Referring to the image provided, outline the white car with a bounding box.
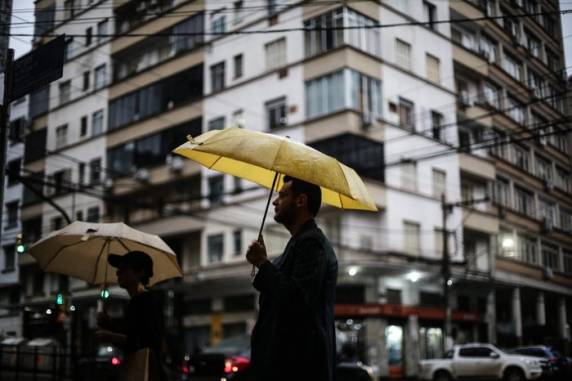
[418,343,543,381]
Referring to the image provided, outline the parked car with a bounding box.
[418,343,543,381]
[78,344,124,381]
[182,335,251,381]
[510,346,571,378]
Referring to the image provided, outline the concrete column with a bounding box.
[558,297,569,340]
[365,318,386,379]
[512,288,523,344]
[405,315,420,377]
[537,292,546,326]
[487,289,497,344]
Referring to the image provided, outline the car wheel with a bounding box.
[504,367,525,381]
[433,370,452,381]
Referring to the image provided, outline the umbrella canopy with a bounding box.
[29,221,182,287]
[173,128,378,211]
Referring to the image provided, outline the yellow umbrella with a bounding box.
[173,128,378,274]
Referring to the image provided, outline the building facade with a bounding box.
[11,0,572,378]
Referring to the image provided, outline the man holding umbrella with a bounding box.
[246,176,338,381]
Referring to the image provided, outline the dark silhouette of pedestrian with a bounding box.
[246,176,338,381]
[95,250,167,381]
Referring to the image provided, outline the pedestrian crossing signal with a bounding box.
[56,293,64,305]
[100,289,110,299]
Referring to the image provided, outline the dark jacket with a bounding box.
[251,219,338,381]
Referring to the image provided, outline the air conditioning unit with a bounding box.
[541,218,553,234]
[542,266,554,280]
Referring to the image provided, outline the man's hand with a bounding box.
[246,235,268,268]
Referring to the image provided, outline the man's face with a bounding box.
[273,181,301,225]
[116,264,140,289]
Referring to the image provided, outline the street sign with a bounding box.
[11,35,65,100]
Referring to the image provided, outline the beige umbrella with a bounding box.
[29,221,182,287]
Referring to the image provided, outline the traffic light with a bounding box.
[16,234,27,254]
[56,293,65,305]
[100,289,110,299]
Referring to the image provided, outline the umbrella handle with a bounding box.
[252,172,279,277]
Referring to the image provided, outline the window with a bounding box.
[59,81,71,104]
[432,169,446,198]
[3,245,15,271]
[64,0,75,19]
[211,16,226,35]
[265,38,287,70]
[267,0,278,16]
[52,169,71,195]
[55,125,68,149]
[233,54,243,79]
[479,35,498,63]
[87,206,100,222]
[506,95,526,125]
[97,19,109,43]
[398,98,415,131]
[210,62,225,93]
[426,54,440,83]
[525,31,541,58]
[386,289,402,305]
[89,158,102,185]
[528,69,545,99]
[76,210,84,221]
[493,177,510,206]
[233,229,242,256]
[5,201,18,229]
[94,64,107,89]
[431,111,443,141]
[512,145,530,171]
[423,1,437,29]
[502,54,523,81]
[266,97,287,129]
[452,26,478,51]
[92,110,104,136]
[208,175,224,204]
[501,9,520,40]
[208,233,224,263]
[499,230,516,258]
[514,186,534,217]
[563,250,572,275]
[535,155,552,182]
[401,162,417,192]
[520,235,538,264]
[208,117,225,131]
[51,216,64,232]
[395,39,411,70]
[404,221,421,255]
[555,167,570,192]
[482,82,501,109]
[538,199,556,226]
[560,209,572,233]
[232,110,244,129]
[304,8,344,56]
[305,69,381,120]
[78,163,85,186]
[83,71,90,91]
[233,1,244,24]
[77,117,87,139]
[6,159,21,186]
[8,117,26,143]
[64,37,74,61]
[541,242,559,270]
[490,129,509,159]
[109,65,203,130]
[85,27,92,46]
[459,347,495,358]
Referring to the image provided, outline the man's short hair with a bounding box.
[283,175,322,216]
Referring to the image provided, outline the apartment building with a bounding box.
[11,0,571,378]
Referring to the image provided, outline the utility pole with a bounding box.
[441,194,490,352]
[0,48,14,234]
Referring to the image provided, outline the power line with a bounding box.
[4,8,572,37]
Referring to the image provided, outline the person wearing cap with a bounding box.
[94,250,167,381]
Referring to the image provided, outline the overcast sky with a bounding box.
[7,0,572,73]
